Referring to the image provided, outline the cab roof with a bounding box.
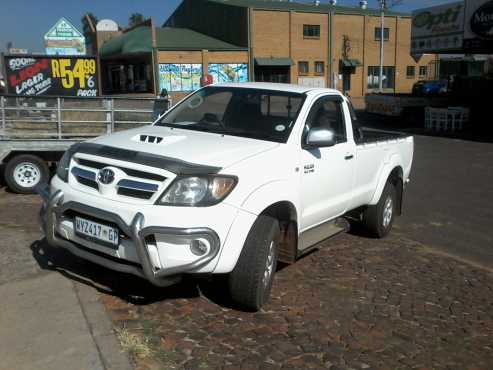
[211,82,342,95]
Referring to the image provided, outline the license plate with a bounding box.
[75,216,119,247]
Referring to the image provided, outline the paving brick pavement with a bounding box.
[99,232,493,370]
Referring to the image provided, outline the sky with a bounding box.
[0,0,460,53]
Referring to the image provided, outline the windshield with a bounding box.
[155,86,306,143]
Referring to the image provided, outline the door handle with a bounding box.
[344,154,354,160]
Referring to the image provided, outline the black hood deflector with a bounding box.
[72,143,222,175]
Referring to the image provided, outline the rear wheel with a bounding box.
[228,215,280,311]
[4,155,49,194]
[362,181,396,238]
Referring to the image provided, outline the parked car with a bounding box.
[412,79,449,96]
[38,83,414,311]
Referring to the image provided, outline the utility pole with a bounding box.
[379,0,386,92]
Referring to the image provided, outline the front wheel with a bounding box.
[4,155,50,194]
[228,215,280,311]
[362,181,397,238]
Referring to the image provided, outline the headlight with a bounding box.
[56,146,77,182]
[157,176,237,206]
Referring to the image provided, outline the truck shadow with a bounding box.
[30,238,203,305]
[29,238,251,309]
[29,238,294,310]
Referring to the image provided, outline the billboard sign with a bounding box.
[44,17,86,56]
[4,55,99,97]
[411,2,464,54]
[464,0,493,52]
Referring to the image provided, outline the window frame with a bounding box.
[298,61,310,76]
[303,24,321,39]
[406,66,416,79]
[419,66,427,77]
[367,66,395,90]
[314,61,325,75]
[301,95,348,147]
[374,27,390,41]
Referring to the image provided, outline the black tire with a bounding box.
[362,181,397,238]
[4,155,50,194]
[228,215,280,311]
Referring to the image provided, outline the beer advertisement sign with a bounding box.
[4,55,99,97]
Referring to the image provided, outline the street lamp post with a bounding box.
[379,0,386,92]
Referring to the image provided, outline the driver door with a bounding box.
[299,95,356,231]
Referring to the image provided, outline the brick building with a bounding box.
[100,0,436,99]
[165,0,436,97]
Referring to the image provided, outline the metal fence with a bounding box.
[0,95,169,140]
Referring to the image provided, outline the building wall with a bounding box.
[251,10,291,59]
[289,12,329,84]
[331,14,365,97]
[159,3,437,98]
[249,9,436,96]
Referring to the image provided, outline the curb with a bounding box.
[74,282,134,370]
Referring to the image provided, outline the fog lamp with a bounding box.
[190,239,209,256]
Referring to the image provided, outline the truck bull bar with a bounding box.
[37,184,220,287]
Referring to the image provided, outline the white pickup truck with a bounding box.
[39,83,414,311]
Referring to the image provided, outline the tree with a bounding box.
[81,12,98,39]
[129,13,145,28]
[6,41,13,52]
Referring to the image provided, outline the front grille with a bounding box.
[71,156,166,201]
[71,167,99,191]
[75,158,166,182]
[78,177,99,190]
[117,187,154,200]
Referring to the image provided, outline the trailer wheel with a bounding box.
[4,155,50,194]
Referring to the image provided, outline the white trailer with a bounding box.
[0,95,162,193]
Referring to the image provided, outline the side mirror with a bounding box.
[304,128,336,148]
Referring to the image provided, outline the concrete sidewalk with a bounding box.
[0,190,133,370]
[0,272,133,370]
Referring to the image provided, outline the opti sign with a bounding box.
[4,55,99,97]
[411,2,464,54]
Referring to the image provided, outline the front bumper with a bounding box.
[37,184,220,287]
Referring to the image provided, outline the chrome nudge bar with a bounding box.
[36,184,220,287]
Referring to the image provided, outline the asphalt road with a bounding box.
[395,135,493,268]
[358,112,493,268]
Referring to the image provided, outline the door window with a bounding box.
[304,96,347,144]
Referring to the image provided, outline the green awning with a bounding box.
[341,59,362,67]
[100,26,152,58]
[255,57,294,67]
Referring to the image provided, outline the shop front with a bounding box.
[99,25,248,99]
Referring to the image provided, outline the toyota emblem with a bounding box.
[98,168,115,185]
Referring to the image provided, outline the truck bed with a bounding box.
[356,128,409,145]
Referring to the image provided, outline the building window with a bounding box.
[419,66,427,77]
[406,66,415,78]
[303,25,320,39]
[315,61,325,75]
[159,64,202,92]
[367,66,395,89]
[208,64,248,83]
[374,27,390,41]
[298,61,309,75]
